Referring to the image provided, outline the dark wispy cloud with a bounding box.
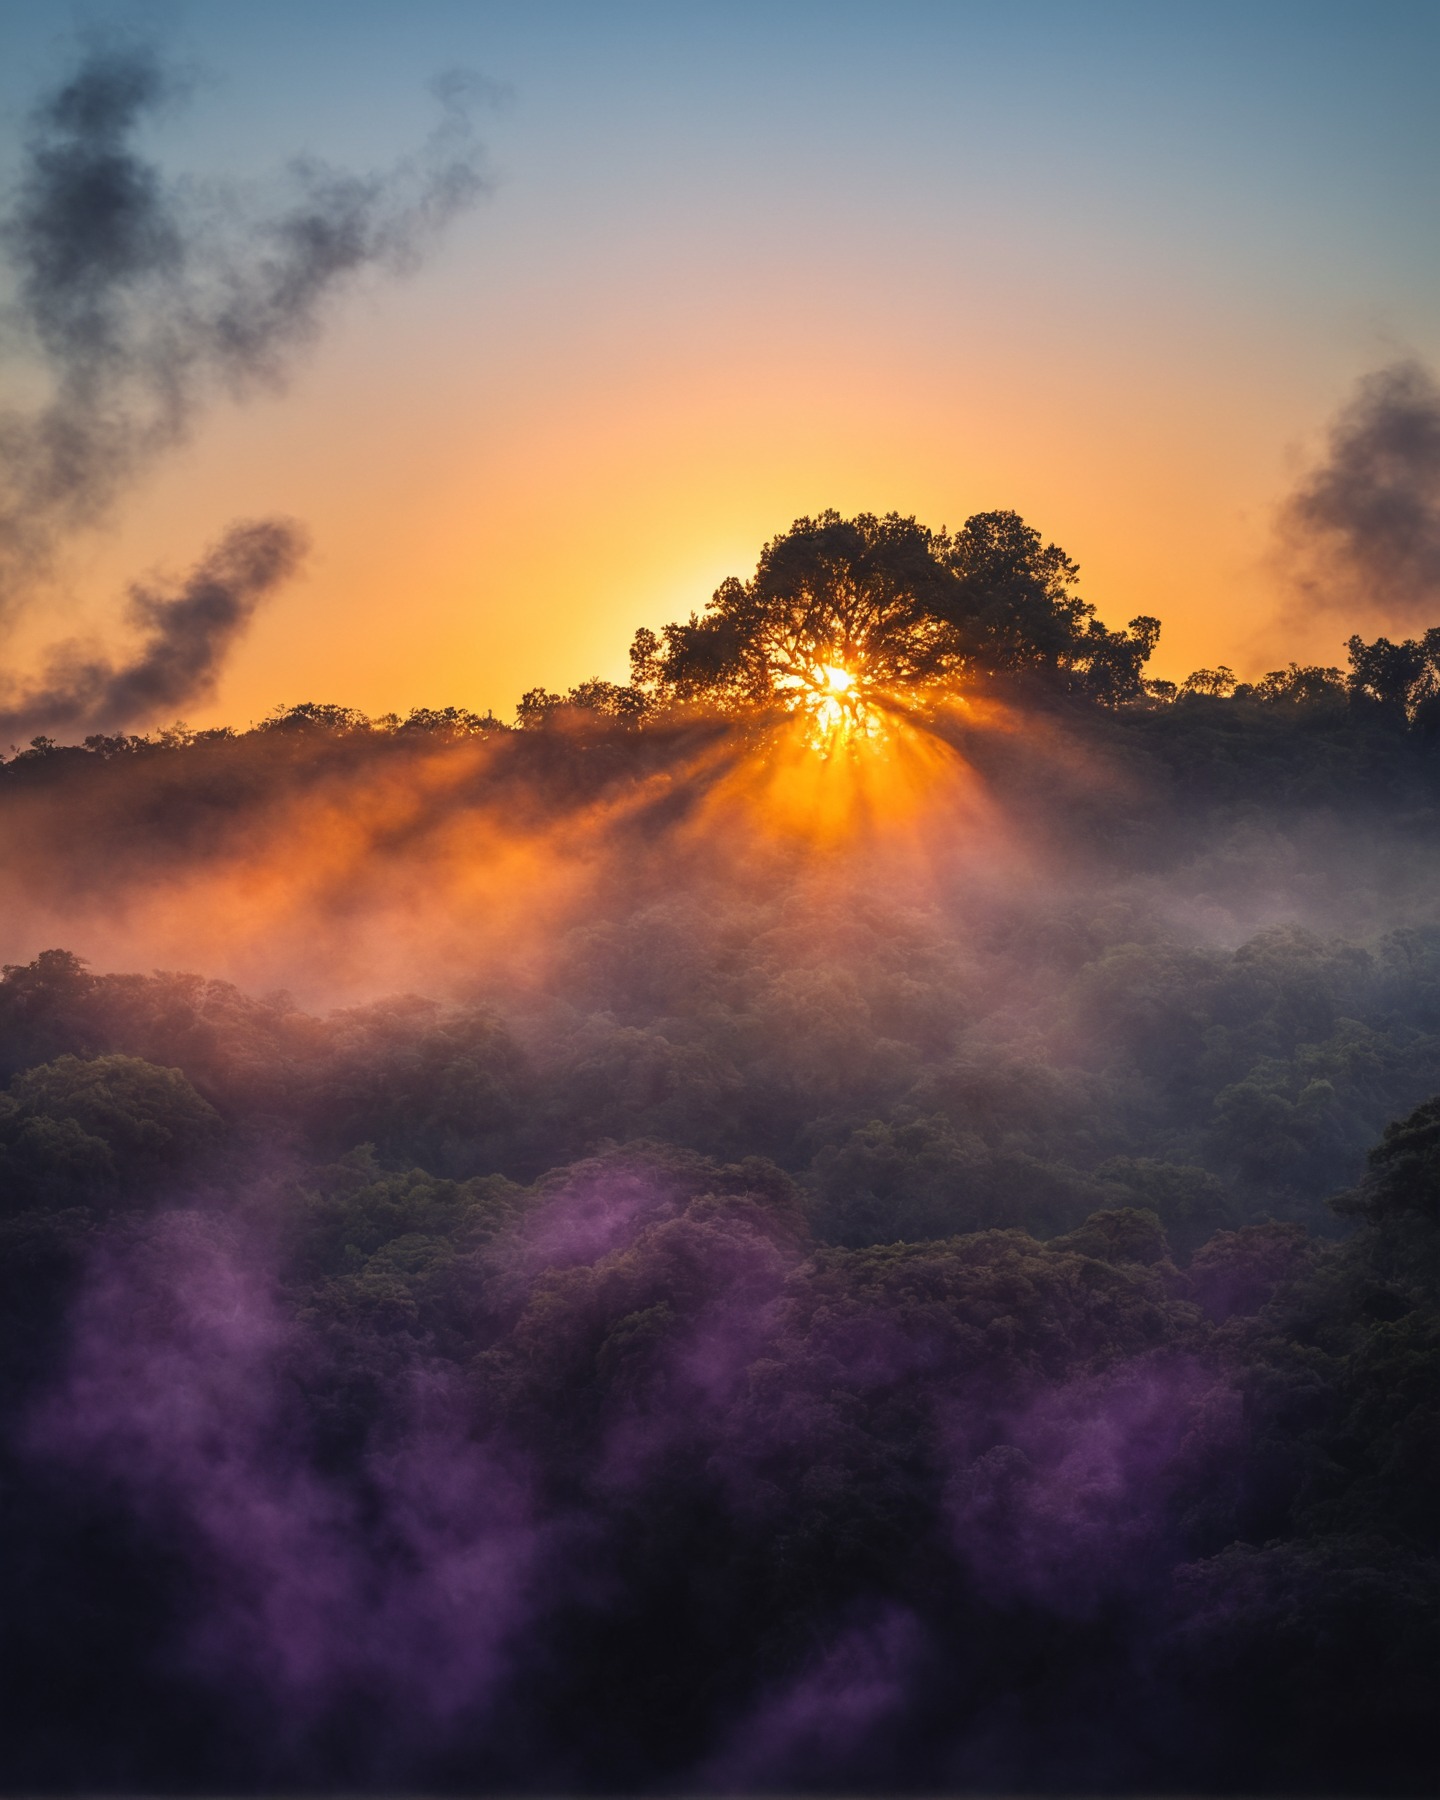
[1280,359,1440,630]
[0,518,307,745]
[0,37,496,734]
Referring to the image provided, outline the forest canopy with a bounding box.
[386,506,1435,739]
[625,509,1162,718]
[0,502,1434,1796]
[3,505,1437,755]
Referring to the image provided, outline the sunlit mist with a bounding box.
[777,654,889,749]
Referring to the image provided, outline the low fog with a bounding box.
[0,633,1434,1792]
[0,37,1434,1800]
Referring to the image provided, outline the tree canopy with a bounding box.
[627,508,1162,718]
[0,547,1433,1788]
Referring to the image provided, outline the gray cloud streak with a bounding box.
[0,39,496,736]
[0,518,307,743]
[1282,359,1440,629]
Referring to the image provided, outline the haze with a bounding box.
[1,1,1436,732]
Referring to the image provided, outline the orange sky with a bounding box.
[47,288,1389,733]
[5,3,1438,732]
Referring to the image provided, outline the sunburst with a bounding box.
[778,657,886,748]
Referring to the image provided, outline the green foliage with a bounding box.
[1335,1094,1440,1224]
[1165,1538,1438,1785]
[1093,1158,1237,1252]
[1183,1221,1315,1320]
[0,949,96,1075]
[7,1053,220,1162]
[1,904,1436,1242]
[0,512,1434,1792]
[797,1225,1187,1383]
[1049,1205,1174,1268]
[0,1052,220,1208]
[813,1118,1124,1247]
[290,1150,523,1276]
[309,996,531,1170]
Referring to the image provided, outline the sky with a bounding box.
[1,0,1437,729]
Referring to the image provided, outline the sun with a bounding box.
[811,664,860,736]
[777,656,886,748]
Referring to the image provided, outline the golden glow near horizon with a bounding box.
[776,656,888,748]
[7,6,1423,737]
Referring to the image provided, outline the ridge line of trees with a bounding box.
[4,507,1437,760]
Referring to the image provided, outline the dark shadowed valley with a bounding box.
[0,586,1435,1791]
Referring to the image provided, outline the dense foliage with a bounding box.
[620,510,1161,714]
[0,518,1436,1792]
[0,973,1432,1792]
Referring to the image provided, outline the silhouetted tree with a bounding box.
[1248,663,1347,709]
[1346,627,1440,729]
[630,509,1160,714]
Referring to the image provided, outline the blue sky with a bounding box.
[1,2,1436,718]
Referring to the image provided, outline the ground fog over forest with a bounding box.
[0,588,1435,1794]
[0,36,1435,1796]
